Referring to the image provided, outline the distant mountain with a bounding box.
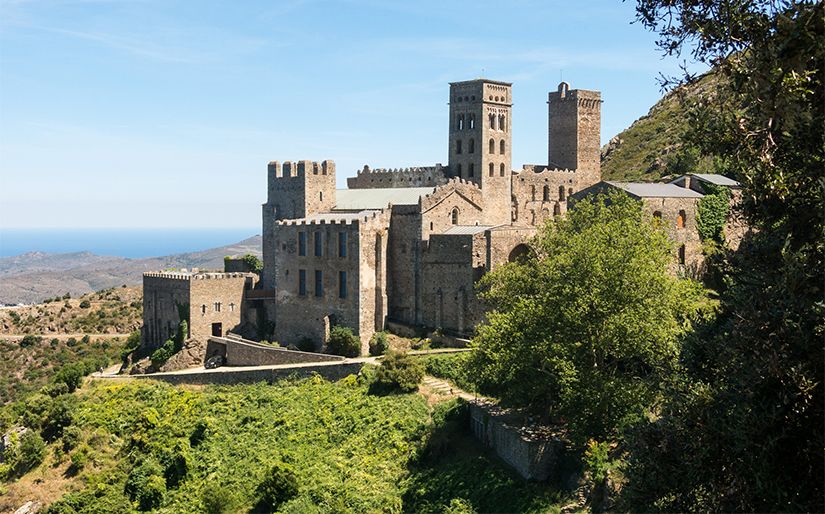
[600,73,717,182]
[0,235,261,305]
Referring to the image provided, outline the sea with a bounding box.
[0,228,260,259]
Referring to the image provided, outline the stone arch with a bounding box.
[500,139,505,154]
[677,210,686,228]
[468,138,475,154]
[500,163,505,176]
[508,243,532,263]
[488,162,494,177]
[542,185,550,201]
[451,207,459,225]
[558,186,566,201]
[553,203,561,216]
[489,138,495,154]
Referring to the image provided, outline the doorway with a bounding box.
[211,323,223,337]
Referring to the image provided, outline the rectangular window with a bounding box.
[314,231,323,256]
[298,269,306,296]
[338,231,347,257]
[214,302,221,312]
[315,270,323,297]
[298,232,306,256]
[339,271,347,299]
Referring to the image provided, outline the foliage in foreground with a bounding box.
[326,325,361,357]
[1,378,565,513]
[468,191,713,445]
[622,1,824,511]
[373,350,425,393]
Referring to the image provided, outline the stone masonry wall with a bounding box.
[387,205,422,325]
[640,196,704,275]
[346,164,448,189]
[142,273,190,348]
[511,167,576,226]
[188,273,256,342]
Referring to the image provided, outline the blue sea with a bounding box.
[0,228,260,259]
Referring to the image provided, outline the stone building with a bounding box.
[142,77,732,355]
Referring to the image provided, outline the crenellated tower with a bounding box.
[548,82,601,189]
[261,159,336,290]
[448,79,513,225]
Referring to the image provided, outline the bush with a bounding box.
[374,350,424,393]
[20,334,42,348]
[369,331,389,356]
[66,337,77,347]
[159,440,190,488]
[151,339,176,367]
[202,485,238,514]
[53,363,86,393]
[296,338,316,353]
[256,462,299,510]
[125,458,166,511]
[327,326,361,357]
[79,300,91,309]
[11,430,46,477]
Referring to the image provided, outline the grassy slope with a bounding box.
[1,378,566,513]
[600,74,716,182]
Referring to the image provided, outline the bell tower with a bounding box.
[448,79,512,225]
[548,82,602,189]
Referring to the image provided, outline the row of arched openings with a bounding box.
[530,185,572,202]
[652,209,687,229]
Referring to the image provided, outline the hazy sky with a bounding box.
[0,0,697,229]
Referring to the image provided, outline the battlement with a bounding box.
[268,160,335,180]
[548,82,601,108]
[518,165,576,175]
[274,209,388,228]
[143,271,255,280]
[347,164,448,189]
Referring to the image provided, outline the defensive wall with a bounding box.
[346,164,449,189]
[209,336,345,366]
[512,166,576,225]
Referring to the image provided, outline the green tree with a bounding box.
[622,1,824,511]
[374,350,425,393]
[326,326,361,357]
[256,461,299,511]
[468,192,712,444]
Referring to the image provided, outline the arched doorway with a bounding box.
[508,244,532,263]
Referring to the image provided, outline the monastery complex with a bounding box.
[142,78,741,356]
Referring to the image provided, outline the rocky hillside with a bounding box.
[600,74,717,182]
[0,235,261,305]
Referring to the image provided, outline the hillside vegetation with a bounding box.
[600,74,717,182]
[0,377,566,513]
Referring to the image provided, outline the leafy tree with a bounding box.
[695,183,731,242]
[125,458,166,511]
[79,300,91,309]
[256,461,299,510]
[241,253,263,274]
[19,335,42,348]
[374,350,425,393]
[468,192,712,444]
[326,326,361,357]
[369,331,389,356]
[622,1,824,511]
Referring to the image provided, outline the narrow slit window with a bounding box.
[339,271,347,299]
[299,269,307,296]
[298,232,306,256]
[338,231,347,257]
[314,231,323,256]
[314,269,323,297]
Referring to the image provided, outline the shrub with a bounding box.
[79,300,91,309]
[20,335,42,348]
[151,339,176,367]
[53,363,86,393]
[374,350,424,393]
[80,335,90,345]
[13,430,46,476]
[202,485,238,514]
[159,440,191,488]
[327,326,361,357]
[125,458,166,511]
[256,462,299,510]
[66,337,77,347]
[61,425,83,452]
[369,331,389,356]
[445,498,477,514]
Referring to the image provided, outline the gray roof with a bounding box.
[689,173,740,187]
[443,225,494,235]
[608,182,704,198]
[334,187,435,210]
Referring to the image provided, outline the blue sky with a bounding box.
[0,0,697,229]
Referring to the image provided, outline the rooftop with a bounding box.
[608,181,704,199]
[684,173,740,187]
[334,187,436,210]
[302,210,380,222]
[443,225,494,235]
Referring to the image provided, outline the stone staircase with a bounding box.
[421,375,475,400]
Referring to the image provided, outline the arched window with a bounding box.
[456,139,462,154]
[559,186,566,201]
[489,163,494,177]
[451,208,459,225]
[677,210,686,229]
[500,163,505,176]
[499,114,506,132]
[456,163,462,176]
[468,138,474,153]
[489,114,496,129]
[469,114,475,129]
[653,210,662,219]
[489,138,495,154]
[542,185,549,201]
[511,195,518,221]
[468,163,474,177]
[678,244,686,265]
[457,114,464,130]
[500,140,505,154]
[530,210,536,225]
[568,187,573,197]
[554,203,561,216]
[531,185,536,201]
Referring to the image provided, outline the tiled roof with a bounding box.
[607,182,704,198]
[334,187,436,210]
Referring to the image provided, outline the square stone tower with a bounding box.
[548,82,602,189]
[448,79,513,226]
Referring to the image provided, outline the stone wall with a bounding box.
[469,400,564,482]
[272,210,391,353]
[346,164,448,189]
[547,83,601,190]
[511,167,576,226]
[129,361,365,386]
[387,205,422,325]
[640,196,704,274]
[188,273,257,341]
[142,273,190,348]
[220,337,345,366]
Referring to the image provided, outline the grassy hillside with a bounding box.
[600,74,717,182]
[1,378,567,513]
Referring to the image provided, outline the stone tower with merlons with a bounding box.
[547,81,602,189]
[447,79,513,225]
